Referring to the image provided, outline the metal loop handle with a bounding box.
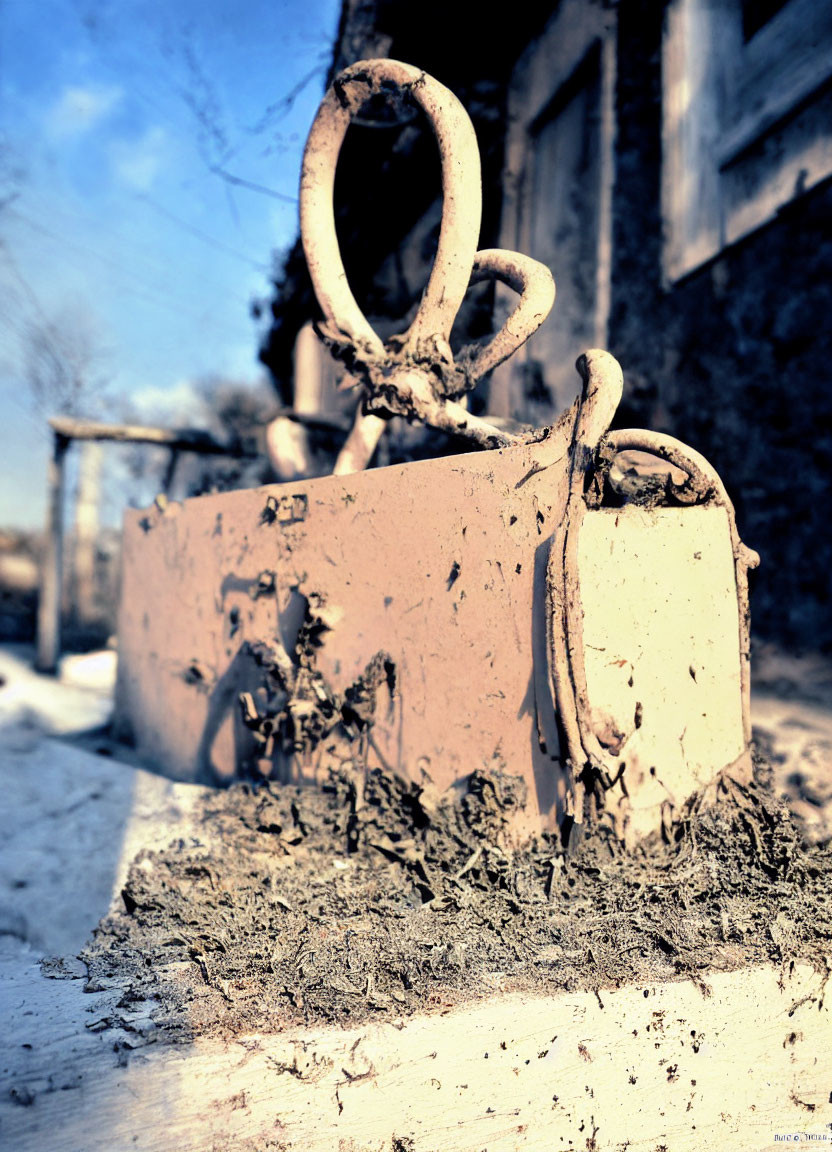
[300,60,556,474]
[604,429,724,507]
[300,59,482,356]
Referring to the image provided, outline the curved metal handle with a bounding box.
[604,430,716,505]
[604,429,748,513]
[466,250,556,382]
[300,59,482,356]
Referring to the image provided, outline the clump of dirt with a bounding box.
[80,752,831,1042]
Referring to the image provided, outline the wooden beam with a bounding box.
[47,416,254,457]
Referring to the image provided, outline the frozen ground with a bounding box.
[0,641,830,963]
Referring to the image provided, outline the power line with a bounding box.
[16,188,269,308]
[6,207,255,338]
[137,192,272,272]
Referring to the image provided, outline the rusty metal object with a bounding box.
[115,353,758,843]
[300,59,556,474]
[116,60,760,844]
[115,422,578,840]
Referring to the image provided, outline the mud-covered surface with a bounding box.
[80,753,832,1042]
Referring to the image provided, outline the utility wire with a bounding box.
[136,192,272,273]
[16,189,265,308]
[6,207,252,337]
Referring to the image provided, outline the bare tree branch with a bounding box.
[174,35,303,206]
[24,307,111,419]
[205,164,298,204]
[247,58,328,136]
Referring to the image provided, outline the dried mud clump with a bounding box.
[80,754,831,1042]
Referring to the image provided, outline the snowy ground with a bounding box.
[0,646,209,961]
[0,642,830,962]
[0,642,830,1152]
[749,642,832,844]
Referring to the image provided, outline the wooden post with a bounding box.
[74,440,102,627]
[31,416,256,673]
[36,431,69,673]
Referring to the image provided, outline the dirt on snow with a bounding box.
[77,750,832,1043]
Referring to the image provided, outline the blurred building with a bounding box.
[259,0,832,652]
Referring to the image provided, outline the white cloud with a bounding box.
[48,84,122,138]
[110,126,167,192]
[130,377,209,425]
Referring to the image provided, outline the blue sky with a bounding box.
[0,0,340,527]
